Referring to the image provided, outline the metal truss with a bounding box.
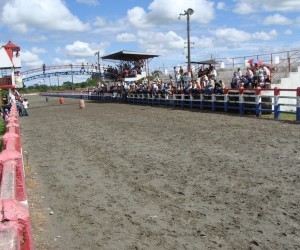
[22,71,102,82]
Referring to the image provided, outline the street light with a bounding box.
[70,64,73,89]
[178,8,194,77]
[95,51,101,85]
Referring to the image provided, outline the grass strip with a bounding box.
[0,118,6,151]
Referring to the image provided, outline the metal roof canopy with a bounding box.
[101,50,159,61]
[190,59,219,65]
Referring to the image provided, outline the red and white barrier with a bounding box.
[0,104,34,249]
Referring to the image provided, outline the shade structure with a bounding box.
[190,59,219,65]
[101,50,159,62]
[248,58,263,65]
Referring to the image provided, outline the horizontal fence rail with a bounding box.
[42,87,300,122]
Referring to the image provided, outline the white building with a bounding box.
[0,41,22,88]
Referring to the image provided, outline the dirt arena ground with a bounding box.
[19,94,299,250]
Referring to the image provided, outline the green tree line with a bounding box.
[19,77,99,94]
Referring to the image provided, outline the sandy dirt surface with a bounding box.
[19,94,299,250]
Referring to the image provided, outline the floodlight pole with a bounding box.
[70,64,73,89]
[179,8,194,77]
[187,13,191,74]
[95,51,101,84]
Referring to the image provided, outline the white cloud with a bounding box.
[95,0,215,37]
[76,0,99,6]
[52,58,72,66]
[93,17,106,27]
[31,47,47,54]
[215,28,252,42]
[65,41,98,57]
[284,29,293,35]
[64,41,109,58]
[194,37,214,49]
[217,2,226,10]
[125,0,215,29]
[92,16,129,34]
[263,14,292,25]
[127,7,152,29]
[147,0,215,24]
[116,33,136,42]
[22,50,43,68]
[0,0,90,33]
[136,30,185,55]
[214,28,277,42]
[26,36,48,43]
[233,2,255,14]
[252,29,278,40]
[233,0,300,14]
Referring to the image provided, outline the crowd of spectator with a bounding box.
[105,64,226,99]
[230,63,271,89]
[90,62,274,100]
[104,61,145,81]
[1,88,29,122]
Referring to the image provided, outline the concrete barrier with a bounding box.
[0,104,34,250]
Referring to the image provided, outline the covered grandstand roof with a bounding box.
[101,50,159,61]
[190,59,219,65]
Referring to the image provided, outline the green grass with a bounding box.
[0,119,6,151]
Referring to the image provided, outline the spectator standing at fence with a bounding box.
[197,66,204,78]
[237,68,242,78]
[201,74,209,89]
[263,66,270,76]
[231,72,240,88]
[264,74,271,88]
[80,62,85,73]
[241,75,250,88]
[22,98,29,116]
[8,90,16,110]
[3,109,9,123]
[204,78,215,95]
[246,68,254,86]
[210,66,217,78]
[214,80,224,94]
[42,63,46,74]
[179,66,183,76]
[258,67,264,86]
[173,67,177,80]
[16,97,23,117]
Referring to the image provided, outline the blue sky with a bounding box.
[1,0,300,72]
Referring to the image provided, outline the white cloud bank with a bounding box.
[214,28,278,42]
[0,0,90,33]
[233,0,300,14]
[263,14,292,25]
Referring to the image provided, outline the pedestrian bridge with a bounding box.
[21,64,147,84]
[22,64,102,83]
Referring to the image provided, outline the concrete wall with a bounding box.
[275,66,300,111]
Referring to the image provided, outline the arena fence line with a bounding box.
[0,104,34,250]
[42,87,300,122]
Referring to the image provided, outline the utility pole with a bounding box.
[70,64,73,89]
[178,8,194,77]
[95,51,101,85]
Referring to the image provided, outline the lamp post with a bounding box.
[70,64,73,89]
[178,8,194,77]
[95,51,101,84]
[48,75,51,88]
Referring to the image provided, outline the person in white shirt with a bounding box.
[22,98,29,116]
[9,92,16,105]
[210,67,217,78]
[263,66,270,76]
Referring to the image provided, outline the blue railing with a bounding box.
[42,87,300,122]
